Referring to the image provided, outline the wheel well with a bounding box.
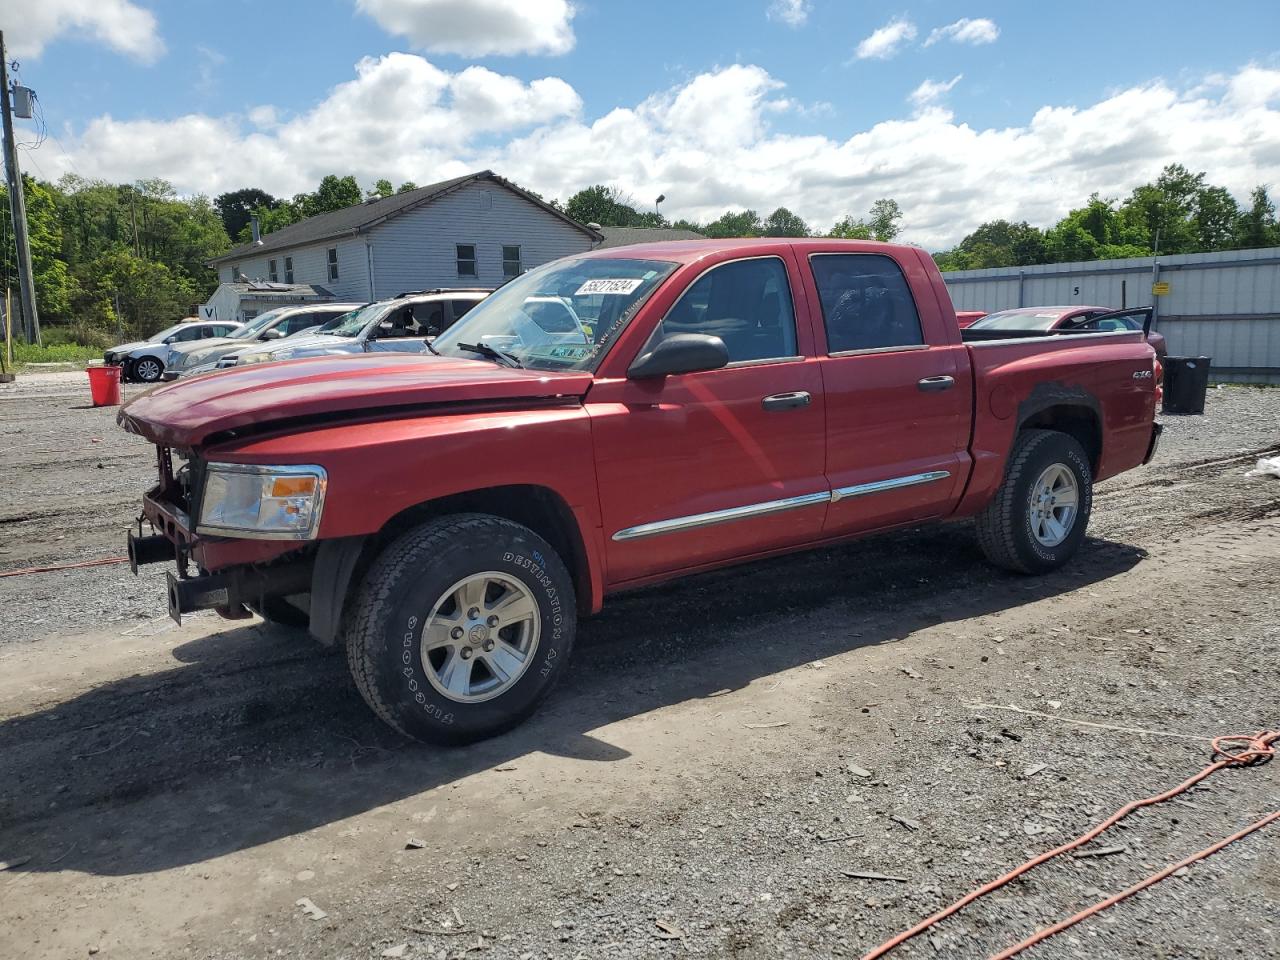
[374,485,593,614]
[1019,405,1101,472]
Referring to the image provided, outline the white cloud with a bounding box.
[924,17,1000,47]
[36,59,1280,250]
[910,74,963,109]
[854,17,918,60]
[355,0,575,56]
[767,0,811,28]
[0,0,163,61]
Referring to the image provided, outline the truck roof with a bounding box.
[580,237,912,264]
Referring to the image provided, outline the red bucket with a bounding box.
[87,365,122,407]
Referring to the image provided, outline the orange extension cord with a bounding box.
[861,730,1278,960]
[0,556,129,578]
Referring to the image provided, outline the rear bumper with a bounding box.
[1143,422,1163,465]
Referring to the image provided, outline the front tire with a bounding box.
[975,429,1093,574]
[345,514,576,744]
[133,356,164,382]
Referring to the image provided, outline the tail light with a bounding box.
[1153,355,1164,406]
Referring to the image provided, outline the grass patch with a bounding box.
[6,342,102,370]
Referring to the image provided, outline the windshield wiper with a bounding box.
[456,341,522,368]
[424,339,441,356]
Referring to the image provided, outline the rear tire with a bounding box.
[975,429,1093,574]
[344,513,576,744]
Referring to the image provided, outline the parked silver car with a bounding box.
[164,303,362,380]
[104,320,242,382]
[215,290,489,370]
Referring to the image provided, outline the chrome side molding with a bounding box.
[612,491,830,542]
[830,470,951,503]
[611,470,951,541]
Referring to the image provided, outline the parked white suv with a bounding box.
[104,320,242,382]
[216,290,489,370]
[165,303,362,380]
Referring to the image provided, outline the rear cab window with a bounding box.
[809,253,924,354]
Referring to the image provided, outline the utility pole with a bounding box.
[0,32,38,345]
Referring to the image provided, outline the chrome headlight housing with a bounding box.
[197,463,327,540]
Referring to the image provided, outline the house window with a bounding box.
[268,259,278,282]
[284,257,294,284]
[502,245,522,278]
[327,248,339,281]
[456,243,477,277]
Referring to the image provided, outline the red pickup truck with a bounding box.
[119,239,1162,744]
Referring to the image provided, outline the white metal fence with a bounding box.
[943,247,1280,382]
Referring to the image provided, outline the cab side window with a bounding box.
[646,257,797,363]
[810,254,924,353]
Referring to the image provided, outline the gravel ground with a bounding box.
[0,372,1278,960]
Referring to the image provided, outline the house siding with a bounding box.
[366,181,592,298]
[216,237,370,300]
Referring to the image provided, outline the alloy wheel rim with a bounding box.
[1029,463,1078,547]
[420,571,540,704]
[137,359,161,380]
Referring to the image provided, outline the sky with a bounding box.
[3,0,1280,248]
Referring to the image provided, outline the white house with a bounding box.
[208,171,601,302]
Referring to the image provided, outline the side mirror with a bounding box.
[628,333,729,379]
[163,336,176,344]
[260,328,284,341]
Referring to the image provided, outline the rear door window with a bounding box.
[809,254,924,353]
[645,257,798,363]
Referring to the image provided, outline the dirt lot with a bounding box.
[1,371,1278,960]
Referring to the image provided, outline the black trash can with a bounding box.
[1162,356,1211,415]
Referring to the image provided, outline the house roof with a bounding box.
[594,226,706,248]
[216,281,336,300]
[210,170,601,265]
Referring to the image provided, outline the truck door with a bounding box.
[587,253,828,585]
[800,249,971,536]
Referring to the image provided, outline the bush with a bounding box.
[10,341,102,367]
[41,322,115,349]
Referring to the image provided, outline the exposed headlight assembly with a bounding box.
[197,463,327,540]
[238,350,282,365]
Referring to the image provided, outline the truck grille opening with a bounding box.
[155,446,202,518]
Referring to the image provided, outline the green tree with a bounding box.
[396,181,419,194]
[827,216,872,239]
[762,207,809,237]
[214,188,278,240]
[302,175,362,217]
[1,176,77,322]
[1235,186,1279,249]
[564,185,644,227]
[1192,186,1240,251]
[368,179,395,200]
[701,209,763,238]
[868,198,902,241]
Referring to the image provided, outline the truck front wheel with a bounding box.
[344,514,576,744]
[974,429,1093,574]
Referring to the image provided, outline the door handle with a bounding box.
[917,376,955,392]
[761,391,812,411]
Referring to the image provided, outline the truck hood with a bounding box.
[118,352,594,447]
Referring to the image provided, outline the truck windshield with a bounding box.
[433,257,677,371]
[969,309,1066,331]
[321,302,387,338]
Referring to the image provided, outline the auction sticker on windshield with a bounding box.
[576,278,644,296]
